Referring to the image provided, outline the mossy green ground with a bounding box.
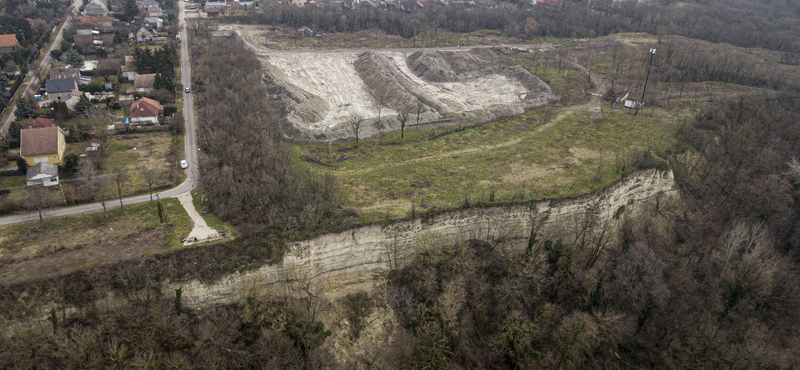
[298,107,678,223]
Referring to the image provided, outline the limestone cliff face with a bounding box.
[169,170,678,307]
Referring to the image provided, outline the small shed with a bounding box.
[26,162,60,187]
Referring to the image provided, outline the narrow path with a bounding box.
[334,111,575,177]
[558,57,608,113]
[176,192,220,246]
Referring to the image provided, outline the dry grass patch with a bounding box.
[299,106,678,223]
[0,198,192,285]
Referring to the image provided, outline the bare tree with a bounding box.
[371,88,387,124]
[85,108,112,155]
[397,111,408,139]
[79,161,112,218]
[95,59,119,83]
[23,186,57,223]
[111,163,128,209]
[141,166,159,202]
[347,111,364,145]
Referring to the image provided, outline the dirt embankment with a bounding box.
[260,47,557,142]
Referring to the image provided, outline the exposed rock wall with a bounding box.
[169,169,678,307]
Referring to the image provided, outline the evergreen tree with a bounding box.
[64,48,84,69]
[124,0,139,20]
[73,94,92,118]
[16,158,27,174]
[113,29,126,45]
[132,46,153,73]
[51,101,70,121]
[153,73,174,91]
[14,95,36,120]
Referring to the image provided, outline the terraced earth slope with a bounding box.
[226,25,557,141]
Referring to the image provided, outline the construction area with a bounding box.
[227,25,558,141]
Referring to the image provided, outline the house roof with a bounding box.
[74,15,119,23]
[206,7,221,13]
[535,0,562,5]
[24,117,55,128]
[27,163,59,181]
[227,1,245,8]
[137,26,155,37]
[132,97,163,111]
[131,101,159,117]
[74,34,95,45]
[85,0,109,11]
[51,67,81,80]
[134,73,156,89]
[46,78,77,93]
[0,34,18,48]
[21,127,62,157]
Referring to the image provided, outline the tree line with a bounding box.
[190,24,356,242]
[240,0,800,59]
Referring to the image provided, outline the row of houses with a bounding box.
[205,1,252,17]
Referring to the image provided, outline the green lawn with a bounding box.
[298,106,677,223]
[0,176,26,189]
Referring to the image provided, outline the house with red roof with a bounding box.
[74,34,95,46]
[0,34,19,52]
[130,100,160,124]
[23,117,56,129]
[131,97,163,113]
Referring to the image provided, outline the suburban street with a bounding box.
[0,0,82,134]
[0,3,198,226]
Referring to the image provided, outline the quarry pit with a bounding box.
[225,25,558,141]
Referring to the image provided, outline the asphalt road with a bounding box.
[0,4,198,226]
[0,0,82,134]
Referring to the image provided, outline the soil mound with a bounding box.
[407,50,460,82]
[407,48,505,82]
[354,51,433,114]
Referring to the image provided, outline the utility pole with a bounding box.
[641,48,656,104]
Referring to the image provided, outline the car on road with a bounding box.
[185,87,190,93]
[180,160,188,169]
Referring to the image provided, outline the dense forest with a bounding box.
[243,0,800,62]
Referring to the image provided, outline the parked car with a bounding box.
[180,160,188,169]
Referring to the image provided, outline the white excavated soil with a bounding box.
[224,25,556,141]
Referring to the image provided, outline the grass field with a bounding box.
[66,131,176,196]
[0,198,192,284]
[298,106,677,223]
